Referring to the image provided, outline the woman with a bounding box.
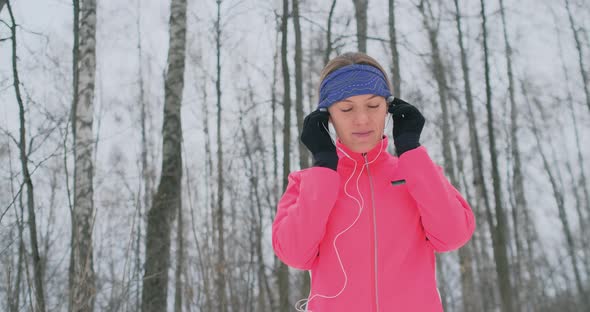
[272,52,475,311]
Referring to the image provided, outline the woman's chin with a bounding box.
[345,138,380,154]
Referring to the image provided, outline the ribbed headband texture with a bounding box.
[318,64,392,109]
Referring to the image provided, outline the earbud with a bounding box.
[386,95,395,104]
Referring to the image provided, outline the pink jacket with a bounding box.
[272,137,475,311]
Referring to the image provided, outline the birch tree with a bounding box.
[141,0,187,310]
[69,0,97,310]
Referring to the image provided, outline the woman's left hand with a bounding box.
[388,98,426,157]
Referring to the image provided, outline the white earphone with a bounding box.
[294,115,387,312]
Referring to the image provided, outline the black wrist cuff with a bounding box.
[313,151,339,171]
[394,133,421,157]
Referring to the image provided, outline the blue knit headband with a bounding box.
[318,64,392,109]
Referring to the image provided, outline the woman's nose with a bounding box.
[353,110,370,125]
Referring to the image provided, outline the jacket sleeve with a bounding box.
[272,167,340,270]
[399,146,476,252]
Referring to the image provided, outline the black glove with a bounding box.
[301,109,338,171]
[388,97,425,157]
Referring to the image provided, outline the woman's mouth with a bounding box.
[352,130,374,138]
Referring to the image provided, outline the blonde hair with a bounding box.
[319,52,393,94]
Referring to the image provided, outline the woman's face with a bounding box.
[328,94,388,153]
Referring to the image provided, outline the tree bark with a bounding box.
[480,1,515,311]
[68,0,98,309]
[141,0,187,310]
[564,0,590,112]
[293,0,308,172]
[291,0,312,302]
[68,1,80,307]
[352,0,368,52]
[174,202,184,312]
[136,0,148,308]
[388,0,401,97]
[279,0,292,309]
[8,148,25,312]
[294,8,307,304]
[214,1,228,311]
[7,2,47,311]
[324,0,337,65]
[498,1,527,309]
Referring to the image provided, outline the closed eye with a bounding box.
[340,108,353,112]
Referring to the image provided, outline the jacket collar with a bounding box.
[336,135,391,167]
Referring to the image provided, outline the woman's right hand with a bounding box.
[301,109,338,171]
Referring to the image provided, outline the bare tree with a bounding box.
[68,0,98,309]
[6,3,47,312]
[552,5,590,279]
[293,0,308,171]
[324,0,338,65]
[498,1,535,309]
[213,1,229,311]
[388,0,401,97]
[523,83,589,309]
[278,0,292,309]
[452,1,498,310]
[141,0,187,310]
[352,0,368,52]
[135,0,151,308]
[416,1,462,308]
[480,0,515,310]
[291,0,312,301]
[564,0,590,112]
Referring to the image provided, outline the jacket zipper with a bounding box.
[364,153,380,312]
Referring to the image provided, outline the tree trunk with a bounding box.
[174,202,184,312]
[279,0,292,309]
[292,0,311,302]
[524,88,590,309]
[292,0,304,166]
[416,2,460,309]
[141,0,187,310]
[564,0,590,112]
[8,2,47,311]
[68,0,98,309]
[352,0,368,52]
[8,150,25,312]
[324,0,338,65]
[498,1,527,309]
[214,1,228,311]
[293,0,308,172]
[555,18,590,279]
[240,115,275,312]
[136,0,148,308]
[388,0,401,97]
[480,1,514,311]
[452,1,497,310]
[69,1,81,307]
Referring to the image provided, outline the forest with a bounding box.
[0,0,589,311]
